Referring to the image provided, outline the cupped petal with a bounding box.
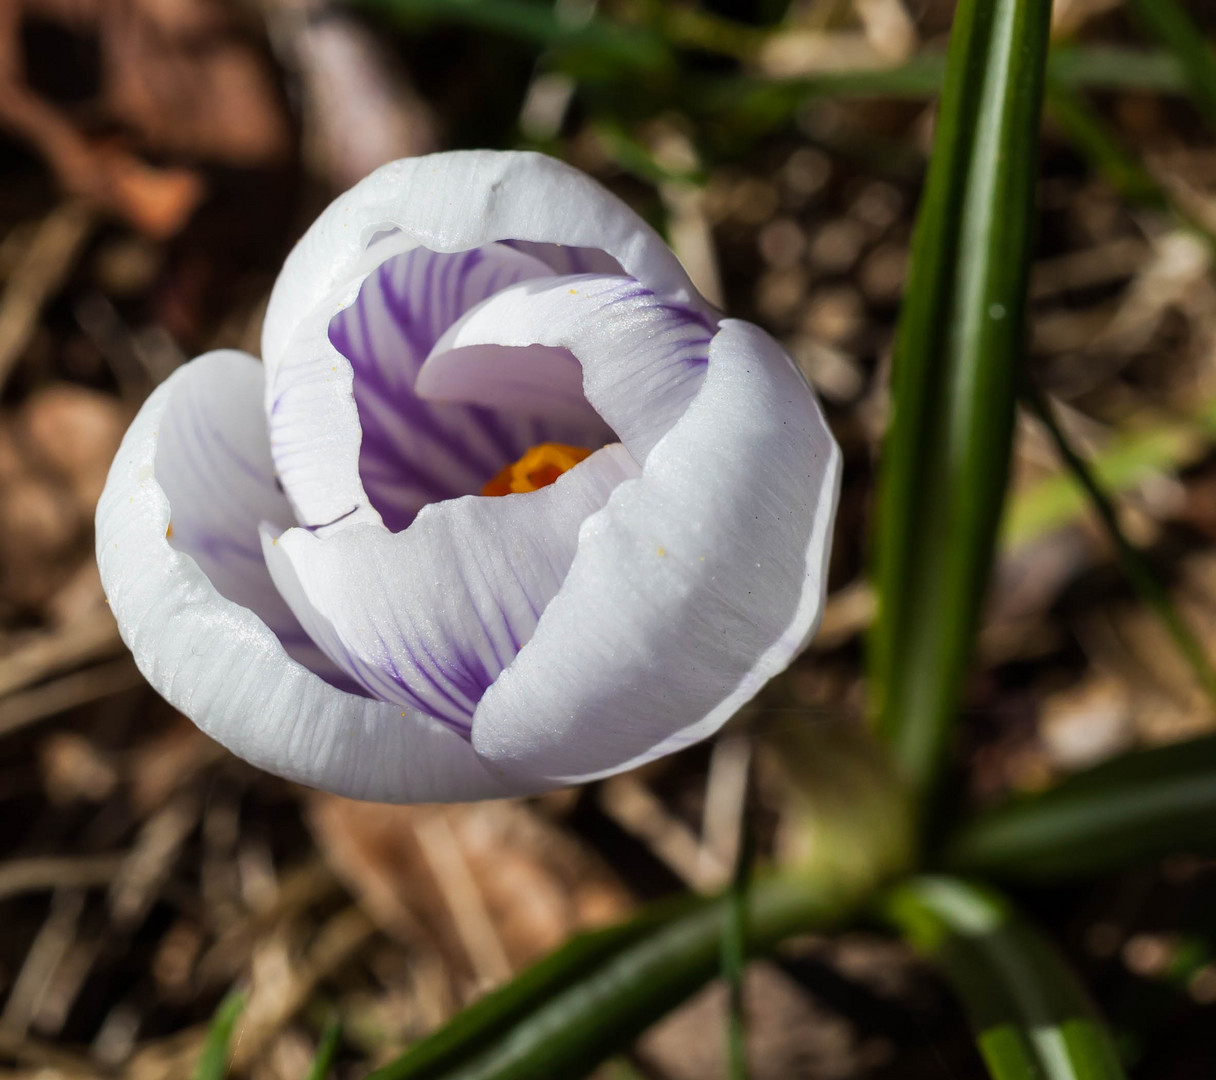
[262,150,715,372]
[420,274,717,463]
[414,342,595,427]
[153,349,346,686]
[470,320,842,784]
[96,352,508,802]
[503,240,625,277]
[260,443,640,736]
[268,240,610,534]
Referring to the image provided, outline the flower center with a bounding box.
[482,443,593,497]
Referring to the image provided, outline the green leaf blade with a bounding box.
[884,877,1126,1080]
[368,875,857,1080]
[191,989,247,1080]
[1128,0,1216,133]
[870,0,1054,805]
[944,734,1216,879]
[304,1016,344,1080]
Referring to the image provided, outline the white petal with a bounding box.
[96,353,508,803]
[261,444,640,735]
[421,275,717,463]
[414,343,593,427]
[471,321,842,784]
[262,150,715,372]
[503,240,626,277]
[152,350,346,684]
[267,241,609,534]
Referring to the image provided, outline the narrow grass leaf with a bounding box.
[1045,80,1216,248]
[709,47,1184,136]
[869,0,1053,804]
[366,875,858,1080]
[1128,0,1216,132]
[1045,45,1186,94]
[722,765,755,1080]
[354,0,671,77]
[304,1016,344,1080]
[1045,82,1164,206]
[1001,417,1208,548]
[1023,384,1216,705]
[191,989,247,1080]
[884,877,1126,1080]
[944,734,1216,879]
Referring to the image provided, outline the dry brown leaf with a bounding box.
[126,714,226,815]
[20,384,130,514]
[307,795,631,984]
[0,0,289,236]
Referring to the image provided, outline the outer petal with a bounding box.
[154,349,344,684]
[262,150,716,371]
[471,320,842,784]
[261,444,640,735]
[420,275,716,463]
[96,353,509,802]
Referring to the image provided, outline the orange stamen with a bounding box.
[482,442,594,496]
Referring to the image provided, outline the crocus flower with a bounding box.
[96,151,841,802]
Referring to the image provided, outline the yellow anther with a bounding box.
[483,443,593,497]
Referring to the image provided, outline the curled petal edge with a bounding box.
[96,354,512,803]
[471,320,843,784]
[263,150,716,372]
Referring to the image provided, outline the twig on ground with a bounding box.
[0,658,143,739]
[0,204,95,391]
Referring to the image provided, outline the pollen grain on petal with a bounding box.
[482,442,593,497]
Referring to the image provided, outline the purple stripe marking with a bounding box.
[328,244,598,532]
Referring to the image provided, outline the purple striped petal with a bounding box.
[261,444,640,734]
[153,350,351,687]
[267,240,612,535]
[262,151,714,373]
[96,351,508,802]
[421,275,718,463]
[332,243,610,530]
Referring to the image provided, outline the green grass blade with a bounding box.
[366,875,859,1080]
[1045,81,1165,206]
[944,733,1216,879]
[884,878,1126,1080]
[304,1016,343,1080]
[1023,384,1216,705]
[710,47,1184,135]
[1045,79,1216,248]
[1128,0,1216,132]
[869,0,1053,805]
[722,782,754,1080]
[1045,45,1187,94]
[354,0,671,77]
[1002,410,1211,548]
[191,989,247,1080]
